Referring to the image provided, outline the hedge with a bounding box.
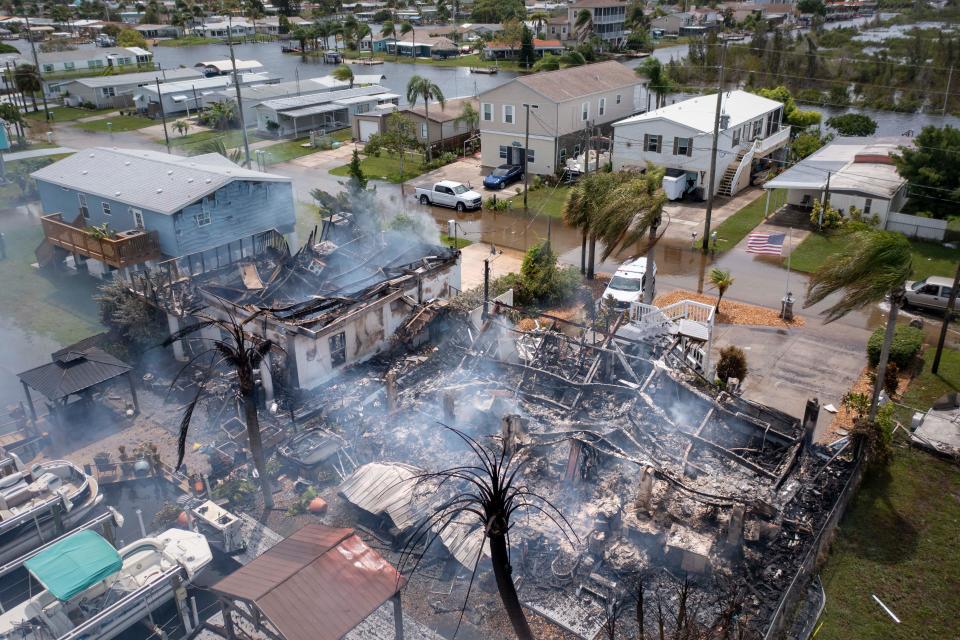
[867,324,923,369]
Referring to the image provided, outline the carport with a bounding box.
[207,524,407,640]
[278,104,349,137]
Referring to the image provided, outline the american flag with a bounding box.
[746,232,786,256]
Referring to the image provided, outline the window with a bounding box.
[673,137,692,156]
[101,86,116,97]
[752,119,763,139]
[329,332,346,367]
[87,59,104,68]
[573,144,581,156]
[643,134,662,153]
[616,94,622,105]
[130,208,144,229]
[78,194,89,220]
[599,97,606,117]
[526,148,535,164]
[101,202,111,216]
[355,103,370,114]
[194,210,212,227]
[581,102,590,121]
[482,102,493,122]
[559,148,567,162]
[732,128,741,147]
[503,104,514,124]
[420,122,428,139]
[499,145,508,159]
[63,62,75,71]
[741,124,749,142]
[863,198,873,214]
[43,64,54,73]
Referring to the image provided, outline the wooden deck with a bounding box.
[41,214,162,269]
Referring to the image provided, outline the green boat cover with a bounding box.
[24,530,122,601]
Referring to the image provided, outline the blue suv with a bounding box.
[483,164,524,190]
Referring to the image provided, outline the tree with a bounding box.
[0,102,25,144]
[436,0,450,23]
[141,0,160,23]
[173,119,189,136]
[470,0,524,23]
[245,0,265,38]
[398,426,576,640]
[804,230,913,423]
[118,28,148,48]
[529,10,549,37]
[638,57,672,109]
[709,268,734,314]
[347,148,367,190]
[754,86,821,128]
[197,137,244,163]
[291,25,309,51]
[574,8,593,43]
[797,0,826,15]
[332,63,354,88]
[406,75,444,161]
[563,171,630,279]
[455,100,479,135]
[13,64,41,112]
[826,113,877,136]
[397,20,413,59]
[518,24,534,69]
[893,125,960,218]
[356,23,372,57]
[380,112,418,190]
[278,13,289,34]
[716,346,748,385]
[791,131,827,161]
[594,165,666,261]
[381,19,396,60]
[164,310,280,509]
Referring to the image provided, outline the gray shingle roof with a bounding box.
[18,347,131,401]
[514,61,640,102]
[31,147,290,215]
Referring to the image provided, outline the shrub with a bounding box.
[851,402,894,465]
[716,346,748,384]
[485,195,509,211]
[810,199,843,229]
[867,324,923,369]
[884,362,900,396]
[514,241,580,307]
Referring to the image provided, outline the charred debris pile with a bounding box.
[307,309,855,637]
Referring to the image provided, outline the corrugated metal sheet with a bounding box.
[211,525,403,640]
[18,347,131,401]
[338,463,424,531]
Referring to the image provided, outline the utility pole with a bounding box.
[818,171,831,229]
[944,65,954,115]
[482,257,491,318]
[701,42,726,255]
[23,14,50,121]
[522,103,538,214]
[156,78,171,154]
[931,261,960,374]
[228,14,252,167]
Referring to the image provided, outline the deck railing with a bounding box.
[41,214,161,269]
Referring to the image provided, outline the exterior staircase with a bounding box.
[718,149,747,197]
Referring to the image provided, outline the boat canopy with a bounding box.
[24,530,122,601]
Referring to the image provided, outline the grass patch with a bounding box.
[817,444,960,640]
[73,115,154,133]
[168,128,268,153]
[501,184,571,219]
[440,233,472,249]
[331,128,352,143]
[789,232,957,280]
[25,106,115,122]
[0,224,104,344]
[258,138,327,164]
[329,150,427,183]
[712,189,786,252]
[156,36,221,47]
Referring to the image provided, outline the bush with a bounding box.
[883,362,900,396]
[867,324,923,369]
[514,241,580,307]
[810,199,843,230]
[485,195,509,211]
[716,346,748,384]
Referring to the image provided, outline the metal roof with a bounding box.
[31,147,290,215]
[198,59,263,73]
[338,462,425,530]
[258,85,388,113]
[614,90,783,133]
[283,103,346,118]
[67,67,203,89]
[211,525,403,640]
[18,347,132,401]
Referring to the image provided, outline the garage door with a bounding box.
[359,120,379,142]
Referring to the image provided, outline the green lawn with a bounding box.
[501,184,571,219]
[789,232,957,280]
[712,189,787,252]
[0,224,104,345]
[73,115,154,133]
[156,36,221,47]
[894,346,960,424]
[25,106,115,122]
[440,233,472,249]
[168,128,269,154]
[336,49,523,70]
[329,150,427,183]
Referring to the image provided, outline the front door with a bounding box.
[507,146,526,167]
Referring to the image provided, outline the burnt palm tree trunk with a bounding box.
[241,380,273,509]
[868,288,901,422]
[488,529,532,640]
[587,234,597,280]
[580,228,587,274]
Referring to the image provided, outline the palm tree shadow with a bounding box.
[845,466,919,565]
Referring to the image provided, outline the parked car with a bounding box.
[903,276,957,311]
[600,257,655,310]
[414,180,483,212]
[483,164,523,190]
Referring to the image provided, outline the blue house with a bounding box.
[32,148,296,277]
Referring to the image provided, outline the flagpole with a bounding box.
[785,226,792,299]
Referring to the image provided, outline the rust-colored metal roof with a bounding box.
[211,524,404,640]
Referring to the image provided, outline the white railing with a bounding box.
[660,299,716,326]
[727,142,757,195]
[756,126,791,155]
[628,299,715,374]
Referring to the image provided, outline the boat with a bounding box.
[469,66,498,74]
[0,528,212,640]
[0,451,102,565]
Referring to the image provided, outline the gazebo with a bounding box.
[17,346,139,425]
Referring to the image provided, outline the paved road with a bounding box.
[2,146,75,161]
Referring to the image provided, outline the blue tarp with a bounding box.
[25,530,122,601]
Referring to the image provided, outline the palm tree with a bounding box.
[805,230,913,422]
[574,8,593,43]
[709,268,734,314]
[399,425,576,640]
[13,64,41,112]
[342,14,358,51]
[435,0,449,23]
[332,63,354,88]
[244,0,264,41]
[455,100,479,136]
[638,57,672,110]
[356,22,372,58]
[380,19,396,60]
[399,20,414,59]
[529,10,549,38]
[563,171,626,279]
[163,309,279,509]
[407,75,444,161]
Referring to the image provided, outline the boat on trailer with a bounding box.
[0,451,102,565]
[0,528,212,640]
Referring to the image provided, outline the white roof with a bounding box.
[614,90,782,133]
[198,59,263,73]
[68,67,203,89]
[257,85,388,113]
[31,148,290,215]
[310,74,386,89]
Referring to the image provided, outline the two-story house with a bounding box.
[611,90,790,199]
[567,0,628,48]
[477,61,644,176]
[32,148,296,278]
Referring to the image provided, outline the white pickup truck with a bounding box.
[414,180,483,212]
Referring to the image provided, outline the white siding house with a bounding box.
[612,90,789,199]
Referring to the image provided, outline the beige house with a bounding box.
[405,97,479,153]
[477,61,644,176]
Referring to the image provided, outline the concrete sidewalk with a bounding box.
[2,146,75,161]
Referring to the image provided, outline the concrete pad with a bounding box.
[459,242,523,291]
[288,142,357,168]
[662,187,764,241]
[414,154,485,191]
[711,322,869,436]
[912,405,960,456]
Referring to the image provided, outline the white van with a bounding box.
[601,257,655,310]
